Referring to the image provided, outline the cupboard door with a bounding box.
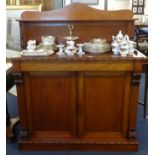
[78,72,131,140]
[24,72,77,139]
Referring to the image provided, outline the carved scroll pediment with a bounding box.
[20,3,133,21]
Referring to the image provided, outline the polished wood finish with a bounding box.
[25,72,77,138]
[12,3,147,151]
[18,3,134,49]
[21,3,133,21]
[19,21,134,49]
[12,54,147,151]
[79,72,130,139]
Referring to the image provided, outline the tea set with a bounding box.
[111,30,136,57]
[24,26,136,57]
[56,24,85,57]
[21,36,55,56]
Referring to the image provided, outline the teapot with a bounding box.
[113,31,129,44]
[124,35,129,42]
[111,30,135,56]
[115,30,124,43]
[116,30,123,39]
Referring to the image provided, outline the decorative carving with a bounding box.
[20,129,29,139]
[131,72,141,85]
[13,72,23,84]
[128,128,136,139]
[20,140,137,145]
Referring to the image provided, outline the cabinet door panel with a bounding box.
[24,72,77,139]
[79,72,131,139]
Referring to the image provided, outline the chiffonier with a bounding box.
[11,3,147,151]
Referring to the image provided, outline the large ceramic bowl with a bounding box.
[83,38,111,54]
[41,36,55,45]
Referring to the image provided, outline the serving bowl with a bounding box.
[41,36,55,45]
[83,38,111,54]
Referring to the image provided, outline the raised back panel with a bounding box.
[19,3,134,49]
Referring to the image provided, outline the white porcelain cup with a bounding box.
[27,40,36,46]
[112,46,120,55]
[27,45,36,51]
[120,48,128,57]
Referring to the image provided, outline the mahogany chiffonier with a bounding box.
[11,3,147,151]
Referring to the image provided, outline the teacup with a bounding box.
[27,40,36,51]
[120,48,128,57]
[27,40,36,46]
[27,45,36,51]
[112,47,119,55]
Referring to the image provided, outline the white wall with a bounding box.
[108,0,132,10]
[108,0,148,24]
[64,0,148,15]
[64,0,148,24]
[64,0,132,10]
[144,0,148,15]
[64,0,105,10]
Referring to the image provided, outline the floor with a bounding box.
[6,74,148,155]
